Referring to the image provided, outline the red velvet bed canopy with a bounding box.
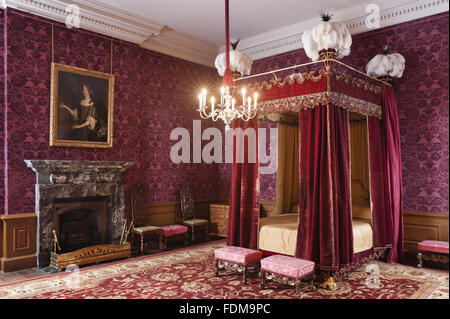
[227,64,404,274]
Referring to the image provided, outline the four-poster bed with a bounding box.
[227,58,404,279]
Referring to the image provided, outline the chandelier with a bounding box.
[197,0,258,131]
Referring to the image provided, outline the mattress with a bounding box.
[258,214,373,256]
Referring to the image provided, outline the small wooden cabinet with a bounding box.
[209,204,229,238]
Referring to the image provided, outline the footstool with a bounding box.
[214,246,263,283]
[259,255,316,297]
[159,225,188,250]
[417,240,449,268]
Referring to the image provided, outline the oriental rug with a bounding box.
[0,240,447,299]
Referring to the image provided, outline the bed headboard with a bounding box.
[351,180,372,222]
[351,179,370,205]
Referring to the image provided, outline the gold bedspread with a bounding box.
[258,214,373,256]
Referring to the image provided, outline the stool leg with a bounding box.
[295,281,301,297]
[417,252,423,268]
[243,265,247,284]
[214,260,219,277]
[259,271,265,289]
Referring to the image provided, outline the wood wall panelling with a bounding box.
[210,204,229,237]
[403,211,448,256]
[1,213,37,273]
[125,200,214,229]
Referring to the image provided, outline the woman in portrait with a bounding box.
[59,83,107,141]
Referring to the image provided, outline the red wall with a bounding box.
[0,8,221,214]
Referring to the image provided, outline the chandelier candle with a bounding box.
[196,0,258,130]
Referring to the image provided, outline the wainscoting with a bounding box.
[124,199,220,228]
[0,203,447,272]
[403,211,448,257]
[0,213,37,272]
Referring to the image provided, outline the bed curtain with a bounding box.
[227,117,260,249]
[368,86,404,263]
[296,104,353,271]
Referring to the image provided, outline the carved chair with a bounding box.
[130,184,161,255]
[180,184,209,243]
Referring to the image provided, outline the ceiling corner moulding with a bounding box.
[222,0,449,61]
[141,31,218,67]
[3,0,449,66]
[4,0,217,67]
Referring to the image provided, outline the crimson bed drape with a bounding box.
[296,104,353,270]
[368,86,404,263]
[227,118,260,249]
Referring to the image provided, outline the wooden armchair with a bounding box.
[130,184,161,255]
[180,184,209,243]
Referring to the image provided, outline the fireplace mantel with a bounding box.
[25,160,135,267]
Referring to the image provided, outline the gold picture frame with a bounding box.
[50,63,114,148]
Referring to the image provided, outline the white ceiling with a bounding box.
[95,0,365,46]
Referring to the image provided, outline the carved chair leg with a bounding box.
[191,227,195,243]
[159,235,167,250]
[140,234,145,256]
[417,252,423,268]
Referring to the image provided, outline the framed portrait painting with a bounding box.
[50,63,114,148]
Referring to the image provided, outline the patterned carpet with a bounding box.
[0,240,448,299]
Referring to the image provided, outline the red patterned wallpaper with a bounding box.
[1,9,448,214]
[219,13,449,213]
[0,8,221,214]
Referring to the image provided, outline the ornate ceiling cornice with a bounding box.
[2,0,448,67]
[221,0,450,61]
[3,0,218,66]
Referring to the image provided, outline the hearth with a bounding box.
[54,197,108,253]
[25,160,134,267]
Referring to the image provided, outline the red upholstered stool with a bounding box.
[159,225,188,250]
[417,240,449,268]
[259,255,316,297]
[214,246,263,283]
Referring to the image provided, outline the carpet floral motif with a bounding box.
[0,241,447,299]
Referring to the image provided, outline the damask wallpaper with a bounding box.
[0,8,220,214]
[1,9,448,214]
[220,12,449,213]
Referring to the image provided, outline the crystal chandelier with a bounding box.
[197,0,258,131]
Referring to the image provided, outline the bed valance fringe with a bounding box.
[236,60,386,119]
[257,91,382,118]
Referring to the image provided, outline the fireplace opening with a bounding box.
[53,197,109,253]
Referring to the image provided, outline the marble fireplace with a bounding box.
[25,160,134,267]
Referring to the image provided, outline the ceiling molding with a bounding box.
[4,0,217,66]
[141,31,218,67]
[221,0,450,61]
[3,0,448,67]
